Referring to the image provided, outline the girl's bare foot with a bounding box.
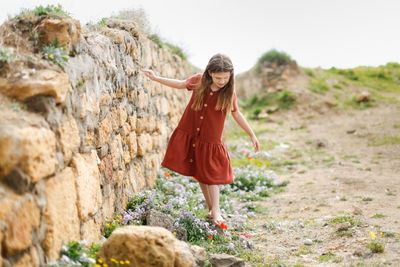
[205,210,213,219]
[211,208,224,225]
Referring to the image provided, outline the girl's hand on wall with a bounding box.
[251,135,260,152]
[141,69,157,81]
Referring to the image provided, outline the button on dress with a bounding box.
[161,73,238,185]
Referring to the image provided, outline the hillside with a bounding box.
[224,52,400,265]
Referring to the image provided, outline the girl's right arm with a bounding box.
[141,69,186,89]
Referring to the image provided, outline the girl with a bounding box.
[141,54,259,225]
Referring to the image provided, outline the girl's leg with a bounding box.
[199,182,213,217]
[208,185,224,224]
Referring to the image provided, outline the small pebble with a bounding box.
[337,222,351,232]
[304,239,313,245]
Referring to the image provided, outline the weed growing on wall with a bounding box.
[0,45,14,68]
[16,4,70,20]
[48,240,100,267]
[42,39,69,66]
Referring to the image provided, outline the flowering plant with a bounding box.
[42,38,69,66]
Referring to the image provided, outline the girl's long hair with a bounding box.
[191,54,235,112]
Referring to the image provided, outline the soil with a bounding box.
[245,97,400,265]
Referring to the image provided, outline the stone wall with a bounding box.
[0,18,195,266]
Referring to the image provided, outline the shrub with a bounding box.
[257,49,292,67]
[33,4,70,17]
[367,240,385,253]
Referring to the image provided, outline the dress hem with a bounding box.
[161,162,234,185]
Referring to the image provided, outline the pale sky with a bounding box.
[1,0,400,74]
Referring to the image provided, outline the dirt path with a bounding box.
[248,102,400,266]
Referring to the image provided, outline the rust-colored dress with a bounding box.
[161,73,238,185]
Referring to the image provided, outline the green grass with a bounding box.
[330,215,362,227]
[344,97,373,109]
[308,78,330,94]
[244,90,297,117]
[368,135,400,146]
[327,63,400,94]
[15,4,70,20]
[371,213,386,219]
[148,34,187,60]
[317,252,335,262]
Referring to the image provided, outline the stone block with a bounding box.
[85,130,95,147]
[135,116,147,133]
[102,190,116,221]
[110,134,123,170]
[0,70,72,103]
[71,151,102,221]
[99,154,113,182]
[3,197,40,256]
[137,90,148,109]
[97,113,112,146]
[128,112,137,130]
[111,106,119,131]
[137,133,152,156]
[152,134,159,149]
[43,167,80,260]
[121,122,131,145]
[100,94,112,106]
[123,150,131,165]
[0,126,58,182]
[147,115,156,132]
[128,132,137,159]
[128,88,136,102]
[58,118,81,162]
[119,105,127,126]
[81,218,101,244]
[159,97,170,115]
[81,91,100,117]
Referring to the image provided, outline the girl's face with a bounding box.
[209,72,231,88]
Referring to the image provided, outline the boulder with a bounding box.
[209,253,245,267]
[355,91,371,103]
[98,226,195,267]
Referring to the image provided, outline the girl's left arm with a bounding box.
[231,111,260,152]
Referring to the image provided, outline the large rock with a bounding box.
[98,226,195,267]
[0,70,72,103]
[43,167,80,260]
[36,18,81,50]
[71,151,102,221]
[209,254,245,267]
[0,126,58,182]
[3,197,40,256]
